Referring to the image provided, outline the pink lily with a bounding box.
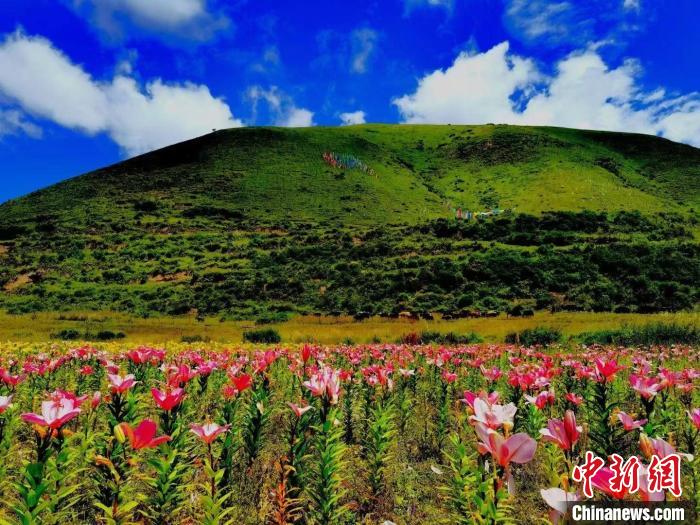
[469,398,517,430]
[21,394,81,429]
[617,411,647,431]
[108,373,137,394]
[0,395,13,414]
[288,402,313,418]
[190,423,231,444]
[540,410,581,451]
[474,422,536,468]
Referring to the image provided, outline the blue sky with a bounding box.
[1,0,699,203]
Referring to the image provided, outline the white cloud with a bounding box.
[72,0,229,42]
[350,28,378,74]
[393,41,700,147]
[281,108,314,127]
[403,0,454,15]
[0,109,42,138]
[0,31,242,155]
[623,0,640,12]
[247,86,314,127]
[339,111,367,125]
[503,0,641,48]
[394,42,540,125]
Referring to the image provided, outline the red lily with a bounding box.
[151,387,186,411]
[594,358,624,382]
[119,419,171,449]
[230,374,253,394]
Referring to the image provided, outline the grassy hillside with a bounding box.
[0,124,698,319]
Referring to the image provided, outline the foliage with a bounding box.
[243,329,282,344]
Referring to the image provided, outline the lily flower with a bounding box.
[617,411,647,431]
[630,374,662,400]
[119,419,171,449]
[474,422,537,468]
[525,390,555,410]
[0,395,13,414]
[594,358,624,382]
[108,373,137,394]
[688,408,700,431]
[469,398,517,430]
[288,402,313,418]
[190,423,231,444]
[540,410,581,451]
[540,488,579,525]
[151,387,186,411]
[230,374,253,394]
[303,367,341,405]
[565,392,584,406]
[21,393,81,429]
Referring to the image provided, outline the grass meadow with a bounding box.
[0,310,697,344]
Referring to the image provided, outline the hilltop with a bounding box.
[0,124,698,320]
[1,124,700,227]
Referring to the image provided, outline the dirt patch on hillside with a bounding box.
[4,273,32,292]
[148,272,190,283]
[0,245,8,256]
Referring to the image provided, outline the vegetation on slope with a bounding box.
[0,124,698,318]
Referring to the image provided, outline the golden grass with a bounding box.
[0,310,698,345]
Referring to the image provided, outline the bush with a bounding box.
[254,312,289,325]
[578,322,700,346]
[243,328,282,344]
[51,329,81,340]
[419,331,483,344]
[181,334,212,344]
[92,330,126,341]
[505,327,562,346]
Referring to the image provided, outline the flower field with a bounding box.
[0,342,698,524]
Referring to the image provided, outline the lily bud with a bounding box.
[639,433,653,459]
[114,422,127,444]
[560,474,570,491]
[94,455,114,469]
[564,410,580,445]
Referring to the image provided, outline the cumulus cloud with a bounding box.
[394,42,540,125]
[350,28,378,74]
[393,41,700,147]
[0,30,242,155]
[247,86,314,127]
[0,108,42,139]
[70,0,230,42]
[339,111,367,125]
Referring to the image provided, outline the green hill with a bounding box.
[0,124,698,319]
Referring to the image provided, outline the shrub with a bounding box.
[505,327,562,346]
[243,328,282,344]
[180,334,212,344]
[254,312,289,325]
[51,329,81,340]
[578,322,700,346]
[93,330,126,341]
[419,331,482,344]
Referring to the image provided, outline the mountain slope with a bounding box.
[1,124,698,229]
[0,124,698,319]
